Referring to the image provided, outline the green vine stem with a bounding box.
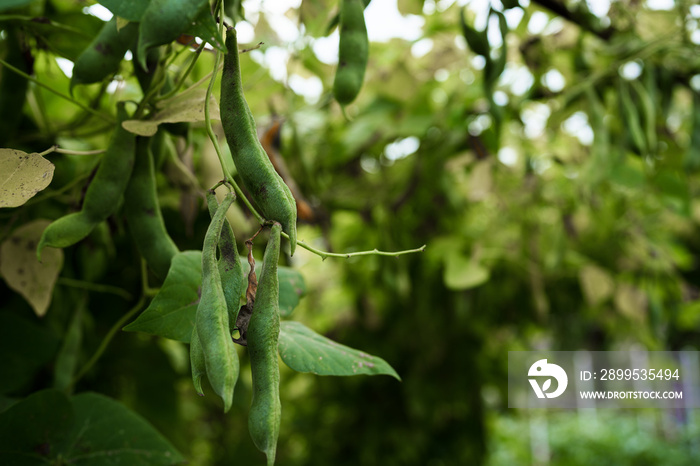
[0,57,114,123]
[289,236,426,260]
[35,145,106,157]
[204,0,235,187]
[55,148,106,155]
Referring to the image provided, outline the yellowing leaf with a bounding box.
[122,120,160,137]
[444,253,490,290]
[0,148,54,208]
[0,220,63,317]
[122,90,220,136]
[467,160,492,201]
[579,264,614,306]
[614,283,647,321]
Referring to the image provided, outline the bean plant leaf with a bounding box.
[0,389,73,465]
[0,149,54,208]
[66,392,185,465]
[122,90,220,137]
[0,220,63,317]
[123,250,202,343]
[0,389,184,465]
[97,0,151,22]
[278,321,401,380]
[185,7,225,52]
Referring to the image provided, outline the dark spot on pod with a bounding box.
[220,242,234,257]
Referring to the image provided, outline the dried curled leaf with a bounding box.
[122,89,220,136]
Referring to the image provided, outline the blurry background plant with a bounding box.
[2,0,700,464]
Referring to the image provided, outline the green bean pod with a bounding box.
[124,136,179,279]
[136,0,209,70]
[83,104,136,220]
[206,191,247,325]
[38,103,136,259]
[196,192,239,412]
[71,18,138,90]
[221,28,297,256]
[333,0,369,105]
[36,212,95,251]
[247,223,282,465]
[190,324,207,396]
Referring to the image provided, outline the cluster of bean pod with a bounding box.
[39,11,295,464]
[220,27,298,255]
[191,190,283,466]
[194,27,291,465]
[190,192,243,412]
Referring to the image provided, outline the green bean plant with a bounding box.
[0,1,417,464]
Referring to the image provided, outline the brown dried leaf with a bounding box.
[0,220,63,316]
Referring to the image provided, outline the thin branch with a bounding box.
[286,234,427,260]
[55,148,106,155]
